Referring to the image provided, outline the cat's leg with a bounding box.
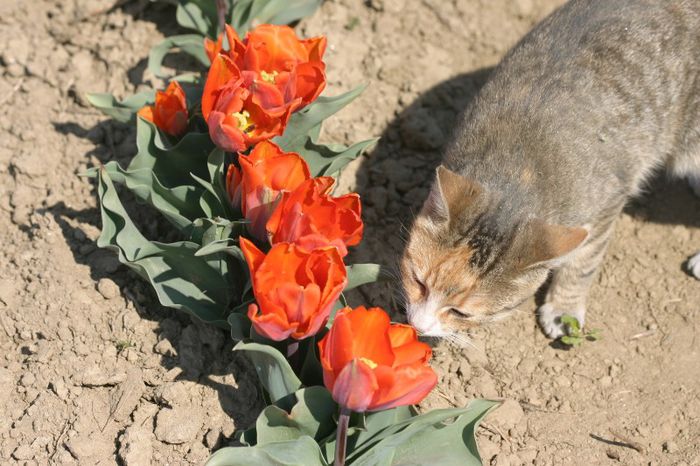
[668,113,700,279]
[683,177,700,278]
[537,219,616,339]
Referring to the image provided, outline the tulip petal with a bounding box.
[332,359,378,412]
[294,61,326,106]
[202,55,241,119]
[137,105,155,123]
[345,306,394,367]
[275,282,321,329]
[369,363,438,412]
[208,110,248,153]
[247,303,294,341]
[301,36,327,62]
[320,308,356,379]
[240,237,266,274]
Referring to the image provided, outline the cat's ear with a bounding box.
[520,220,588,268]
[423,165,482,222]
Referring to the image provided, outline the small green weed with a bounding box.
[559,315,601,347]
[345,17,360,31]
[115,339,135,353]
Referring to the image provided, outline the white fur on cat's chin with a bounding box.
[537,303,586,339]
[688,252,700,280]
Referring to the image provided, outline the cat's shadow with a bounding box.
[349,67,700,315]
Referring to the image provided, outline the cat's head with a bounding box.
[401,165,587,338]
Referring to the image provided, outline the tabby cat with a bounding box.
[401,0,700,339]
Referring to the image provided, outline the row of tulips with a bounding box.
[136,21,440,464]
[92,3,493,462]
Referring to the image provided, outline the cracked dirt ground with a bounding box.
[1,0,699,464]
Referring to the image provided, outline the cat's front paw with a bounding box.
[688,252,700,280]
[537,303,586,339]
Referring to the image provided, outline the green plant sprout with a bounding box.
[560,315,601,347]
[115,339,135,353]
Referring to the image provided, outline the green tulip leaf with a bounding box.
[85,118,215,234]
[100,162,203,230]
[149,34,210,78]
[345,263,384,291]
[275,86,367,154]
[234,342,302,403]
[230,0,323,36]
[176,0,218,37]
[85,90,154,122]
[96,168,231,327]
[255,387,337,445]
[228,310,252,341]
[205,436,328,466]
[129,117,213,188]
[346,400,500,466]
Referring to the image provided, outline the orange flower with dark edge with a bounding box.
[202,55,293,152]
[266,177,363,257]
[201,24,327,151]
[240,237,347,341]
[230,140,310,241]
[241,24,327,108]
[205,24,326,109]
[318,306,437,412]
[137,81,188,136]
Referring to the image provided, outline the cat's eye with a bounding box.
[448,308,473,319]
[413,271,427,297]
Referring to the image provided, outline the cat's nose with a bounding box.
[407,304,442,336]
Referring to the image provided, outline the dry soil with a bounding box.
[1,0,699,465]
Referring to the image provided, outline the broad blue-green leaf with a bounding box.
[129,117,213,187]
[149,34,210,78]
[297,136,377,178]
[176,0,218,37]
[86,118,214,233]
[230,0,322,36]
[96,168,230,327]
[205,436,328,466]
[85,90,154,122]
[234,342,302,402]
[255,387,336,445]
[100,162,203,230]
[348,400,500,466]
[274,86,367,152]
[228,310,252,341]
[322,406,415,461]
[345,263,384,291]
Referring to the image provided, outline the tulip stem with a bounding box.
[216,0,227,33]
[334,407,351,466]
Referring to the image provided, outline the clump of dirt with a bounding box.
[1,0,698,465]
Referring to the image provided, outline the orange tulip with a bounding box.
[205,24,326,108]
[231,141,310,241]
[137,81,188,136]
[318,306,437,412]
[201,24,326,151]
[240,238,347,341]
[241,24,326,107]
[266,177,363,257]
[202,55,294,152]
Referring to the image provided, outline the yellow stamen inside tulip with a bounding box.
[359,357,378,369]
[260,70,279,83]
[231,110,253,133]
